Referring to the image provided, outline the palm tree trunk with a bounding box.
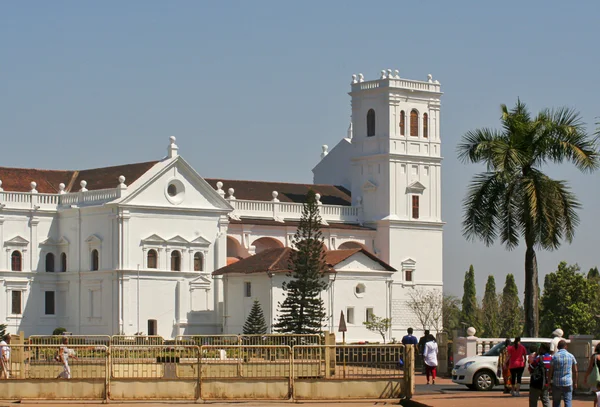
[524,244,539,337]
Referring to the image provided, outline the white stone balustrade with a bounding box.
[351,76,441,94]
[0,187,123,209]
[229,199,360,223]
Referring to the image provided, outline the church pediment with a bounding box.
[142,234,166,245]
[189,275,211,289]
[5,235,29,247]
[40,237,57,246]
[401,258,416,269]
[362,180,378,192]
[167,235,189,245]
[190,235,211,247]
[58,236,70,246]
[85,234,102,244]
[406,181,426,194]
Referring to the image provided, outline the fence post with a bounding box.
[18,331,25,379]
[196,345,202,403]
[105,345,110,403]
[403,345,415,399]
[288,345,294,401]
[436,332,448,376]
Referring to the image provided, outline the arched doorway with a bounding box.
[227,236,248,259]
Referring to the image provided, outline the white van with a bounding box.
[452,338,553,391]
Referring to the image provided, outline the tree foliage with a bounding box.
[540,262,596,337]
[363,313,392,343]
[274,190,328,334]
[500,274,522,337]
[243,299,267,335]
[0,324,6,340]
[442,295,461,339]
[52,327,67,336]
[458,100,599,336]
[461,265,479,329]
[406,288,443,332]
[482,275,500,337]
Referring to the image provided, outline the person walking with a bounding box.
[423,334,438,385]
[498,339,512,394]
[584,343,600,390]
[418,329,430,374]
[528,343,552,407]
[0,334,11,379]
[550,329,564,355]
[549,340,577,407]
[402,327,419,346]
[505,336,527,396]
[56,336,76,379]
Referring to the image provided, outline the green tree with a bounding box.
[461,265,478,329]
[481,275,500,337]
[588,267,600,280]
[52,327,67,336]
[363,313,392,343]
[0,324,6,340]
[274,190,328,334]
[500,274,522,337]
[442,295,461,340]
[458,100,599,336]
[540,262,596,337]
[243,299,267,335]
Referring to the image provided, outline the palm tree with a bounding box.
[458,100,599,337]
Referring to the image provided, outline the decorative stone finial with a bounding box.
[356,196,362,206]
[434,79,440,84]
[315,193,321,204]
[358,73,364,83]
[352,74,357,84]
[394,69,399,79]
[387,69,392,78]
[118,175,127,190]
[380,70,387,79]
[0,179,3,192]
[321,145,329,159]
[58,183,66,194]
[427,74,433,83]
[227,188,236,200]
[30,182,38,193]
[215,181,225,198]
[347,121,353,139]
[167,136,179,159]
[80,180,88,192]
[466,327,476,337]
[271,191,279,202]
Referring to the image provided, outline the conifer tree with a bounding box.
[274,190,328,334]
[481,275,500,337]
[243,299,267,335]
[461,265,478,329]
[500,274,522,337]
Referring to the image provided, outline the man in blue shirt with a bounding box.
[402,328,419,346]
[549,340,578,407]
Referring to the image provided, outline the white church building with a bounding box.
[0,70,443,342]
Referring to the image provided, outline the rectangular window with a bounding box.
[45,291,55,315]
[244,282,252,298]
[365,307,374,323]
[148,319,157,336]
[346,307,354,324]
[405,270,413,282]
[11,291,22,315]
[412,195,419,219]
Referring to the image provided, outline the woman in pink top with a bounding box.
[505,336,527,397]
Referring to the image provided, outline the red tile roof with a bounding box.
[205,179,352,206]
[213,247,395,276]
[228,218,374,231]
[0,161,159,193]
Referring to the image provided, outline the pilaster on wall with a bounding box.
[0,216,3,270]
[29,217,39,272]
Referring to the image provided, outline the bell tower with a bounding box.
[314,68,443,288]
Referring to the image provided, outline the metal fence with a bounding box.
[110,335,164,346]
[110,345,199,379]
[29,335,111,346]
[200,345,292,378]
[175,335,240,347]
[6,344,109,379]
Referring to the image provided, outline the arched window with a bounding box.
[194,252,204,272]
[423,113,428,138]
[399,110,405,135]
[147,249,158,269]
[367,109,375,137]
[60,252,67,272]
[91,249,99,271]
[45,253,55,272]
[171,250,181,271]
[11,251,22,271]
[410,110,418,137]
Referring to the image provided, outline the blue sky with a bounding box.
[2,1,600,298]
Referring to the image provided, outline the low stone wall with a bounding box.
[0,379,105,400]
[293,379,403,400]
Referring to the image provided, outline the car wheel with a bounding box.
[473,370,495,391]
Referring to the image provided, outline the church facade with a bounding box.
[0,70,443,342]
